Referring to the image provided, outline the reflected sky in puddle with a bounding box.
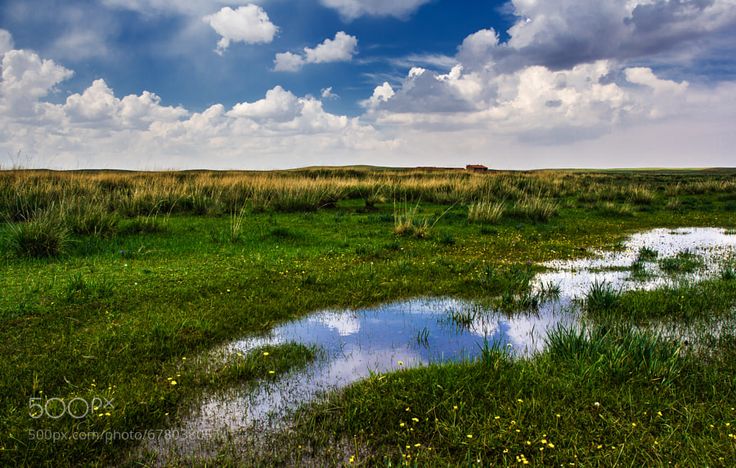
[189,298,574,433]
[179,227,736,437]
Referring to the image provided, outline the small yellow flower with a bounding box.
[547,443,555,449]
[400,422,405,427]
[657,411,663,417]
[412,417,419,423]
[517,399,524,404]
[349,455,355,464]
[414,443,421,447]
[494,415,500,420]
[453,405,459,410]
[263,352,270,356]
[268,370,275,374]
[170,380,177,386]
[467,434,473,439]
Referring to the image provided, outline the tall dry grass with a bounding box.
[0,168,733,224]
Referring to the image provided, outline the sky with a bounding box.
[0,0,735,170]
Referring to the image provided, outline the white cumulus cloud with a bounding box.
[274,32,357,72]
[0,42,393,169]
[273,52,305,72]
[226,86,302,122]
[203,5,278,55]
[63,79,187,129]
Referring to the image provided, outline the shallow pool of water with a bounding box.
[536,227,736,298]
[171,227,736,445]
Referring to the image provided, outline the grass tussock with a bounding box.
[5,208,69,258]
[659,251,704,274]
[509,196,559,222]
[467,200,505,224]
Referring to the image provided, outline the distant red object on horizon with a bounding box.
[466,164,488,172]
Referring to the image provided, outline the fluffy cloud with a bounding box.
[360,0,736,145]
[320,0,431,20]
[274,32,357,72]
[0,36,392,169]
[63,79,187,128]
[0,48,73,118]
[273,52,305,72]
[305,32,358,63]
[364,57,706,145]
[363,82,395,109]
[460,0,736,73]
[203,5,278,54]
[226,86,302,122]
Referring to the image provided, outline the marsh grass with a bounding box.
[5,207,70,258]
[596,201,634,217]
[509,195,559,222]
[584,281,621,312]
[637,246,659,262]
[2,168,736,466]
[65,203,119,237]
[229,206,248,243]
[63,272,114,304]
[586,278,736,322]
[393,200,454,238]
[659,251,704,274]
[274,321,731,467]
[467,200,505,224]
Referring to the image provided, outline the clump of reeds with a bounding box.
[584,280,620,312]
[393,201,431,238]
[510,195,559,222]
[596,201,634,217]
[5,207,69,258]
[468,200,505,224]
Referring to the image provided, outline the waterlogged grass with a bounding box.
[256,326,736,466]
[585,277,736,323]
[659,251,705,274]
[1,168,735,465]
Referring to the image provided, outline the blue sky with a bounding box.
[1,0,735,169]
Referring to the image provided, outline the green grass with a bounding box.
[4,209,69,258]
[1,168,736,466]
[585,277,736,323]
[261,325,736,466]
[659,251,705,274]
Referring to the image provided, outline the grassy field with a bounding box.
[1,168,736,466]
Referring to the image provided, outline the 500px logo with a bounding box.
[29,396,114,419]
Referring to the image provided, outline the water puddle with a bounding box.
[156,227,736,456]
[536,227,736,297]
